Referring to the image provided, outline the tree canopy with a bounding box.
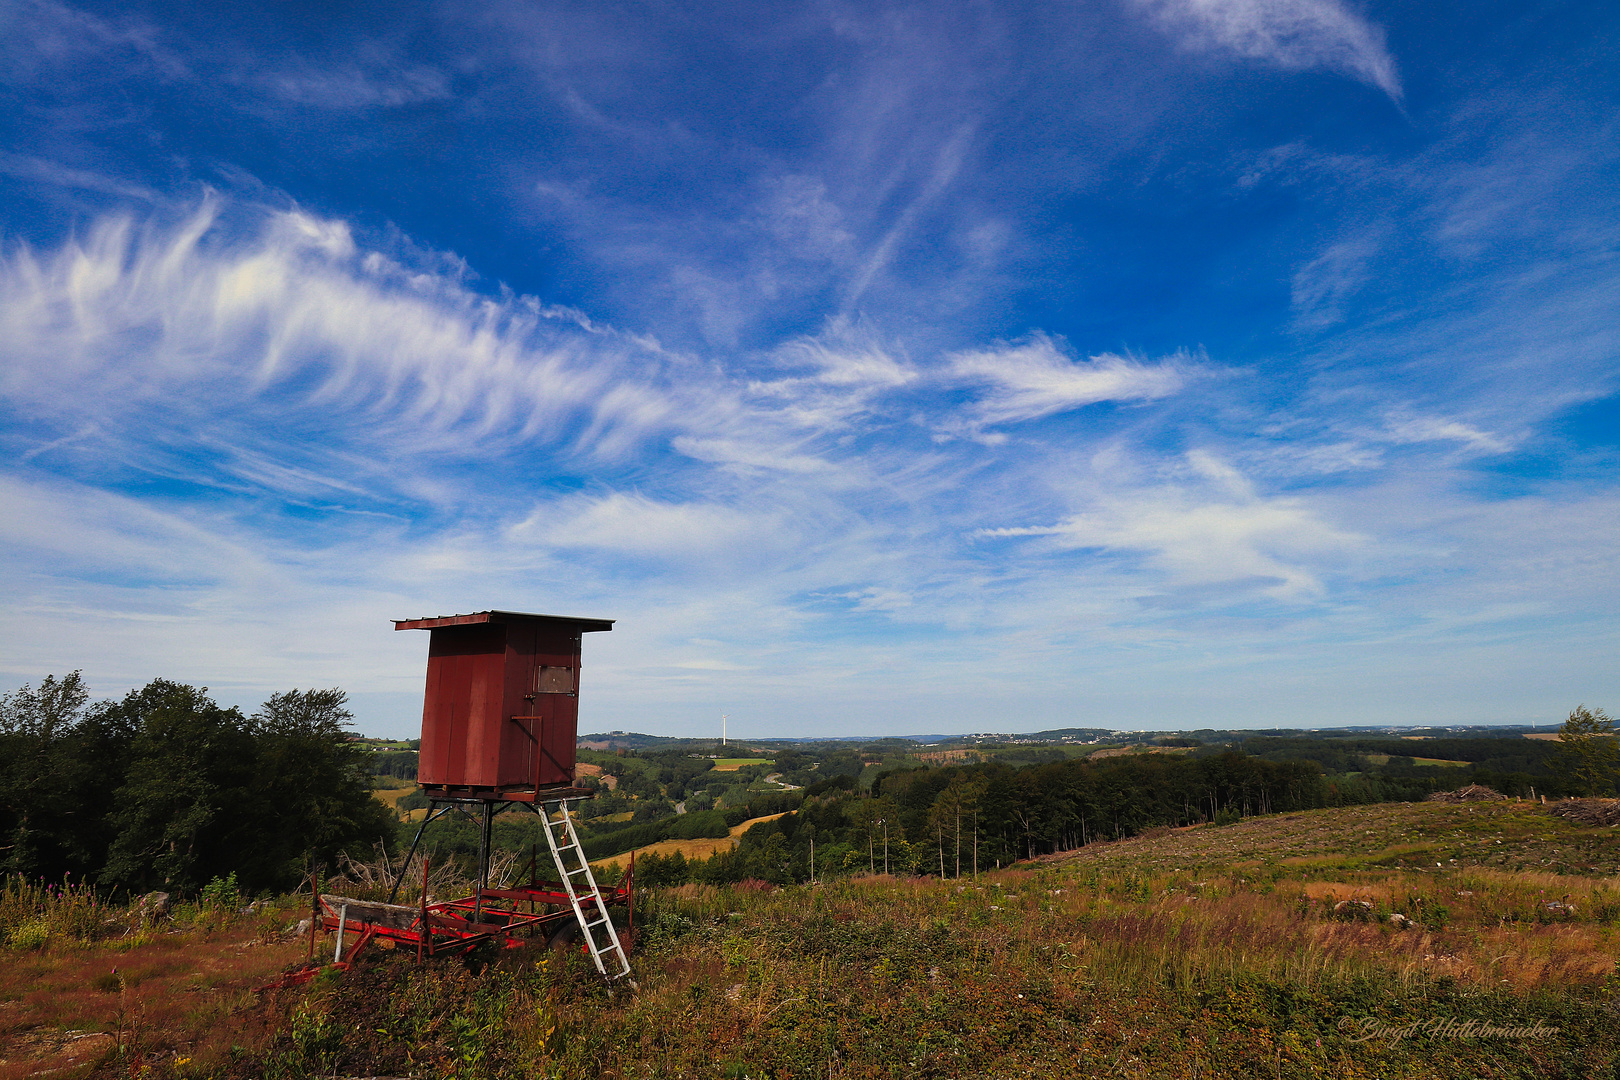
[1557,705,1618,796]
[0,676,396,896]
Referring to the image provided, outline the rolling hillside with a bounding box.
[5,795,1615,1078]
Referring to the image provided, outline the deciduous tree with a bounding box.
[1557,705,1618,796]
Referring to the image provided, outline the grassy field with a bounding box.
[0,897,310,1080]
[710,759,775,772]
[1360,754,1470,768]
[592,812,791,870]
[372,783,421,813]
[4,798,1616,1078]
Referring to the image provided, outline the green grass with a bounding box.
[224,799,1619,1078]
[7,800,1616,1079]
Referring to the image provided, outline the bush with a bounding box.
[199,872,242,911]
[8,918,48,950]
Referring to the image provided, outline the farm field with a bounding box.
[1360,753,1470,768]
[371,782,420,812]
[592,812,792,870]
[4,798,1616,1078]
[710,758,775,772]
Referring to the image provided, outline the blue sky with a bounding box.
[1,0,1616,738]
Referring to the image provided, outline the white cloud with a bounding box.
[670,437,835,474]
[3,195,1613,736]
[260,63,450,109]
[509,491,791,565]
[947,335,1189,428]
[758,174,855,261]
[1291,231,1382,328]
[1383,414,1512,455]
[1135,0,1402,100]
[0,197,669,460]
[740,325,918,432]
[981,450,1360,599]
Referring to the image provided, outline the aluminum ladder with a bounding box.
[540,799,635,987]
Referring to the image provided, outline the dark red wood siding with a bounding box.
[407,611,605,793]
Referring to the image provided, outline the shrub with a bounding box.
[8,917,49,949]
[199,871,242,911]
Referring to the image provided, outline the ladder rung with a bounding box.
[542,800,634,986]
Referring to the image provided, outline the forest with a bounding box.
[0,674,395,897]
[2,669,1597,901]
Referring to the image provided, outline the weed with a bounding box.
[1,872,109,948]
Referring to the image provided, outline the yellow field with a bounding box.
[1364,753,1469,767]
[592,812,789,871]
[709,758,774,772]
[575,761,617,788]
[372,784,420,810]
[1524,732,1562,740]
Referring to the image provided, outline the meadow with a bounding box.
[3,797,1616,1079]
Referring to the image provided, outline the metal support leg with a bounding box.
[472,799,494,923]
[388,803,453,904]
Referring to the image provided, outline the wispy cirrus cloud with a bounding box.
[1134,0,1402,100]
[947,335,1191,432]
[257,61,451,109]
[981,450,1361,600]
[1381,414,1513,455]
[0,197,670,466]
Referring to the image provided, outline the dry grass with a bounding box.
[370,783,420,811]
[5,800,1615,1078]
[574,761,616,789]
[0,904,308,1080]
[1046,798,1620,876]
[592,812,792,871]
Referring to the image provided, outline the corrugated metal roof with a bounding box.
[393,609,615,632]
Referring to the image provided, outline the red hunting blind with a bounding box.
[264,609,637,993]
[396,609,614,798]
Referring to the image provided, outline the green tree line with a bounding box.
[630,751,1327,888]
[0,674,396,897]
